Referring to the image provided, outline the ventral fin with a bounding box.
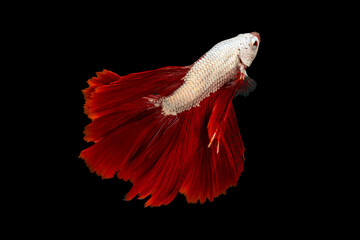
[235,75,257,98]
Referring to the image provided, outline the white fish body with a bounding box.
[161,33,260,115]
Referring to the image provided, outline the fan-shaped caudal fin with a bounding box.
[80,66,245,207]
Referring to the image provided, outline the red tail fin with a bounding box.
[80,67,245,206]
[80,66,189,177]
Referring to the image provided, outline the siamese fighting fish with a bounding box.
[80,32,260,207]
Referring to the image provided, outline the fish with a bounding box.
[80,32,260,207]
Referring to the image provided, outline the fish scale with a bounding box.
[80,32,260,207]
[160,36,243,115]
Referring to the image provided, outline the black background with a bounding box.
[51,3,325,212]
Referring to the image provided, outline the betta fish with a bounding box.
[80,32,260,207]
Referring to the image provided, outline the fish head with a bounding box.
[237,32,260,68]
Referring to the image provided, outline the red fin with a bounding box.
[180,88,245,204]
[80,66,190,177]
[235,75,257,97]
[207,85,236,153]
[123,87,244,206]
[82,70,120,118]
[80,66,245,207]
[83,66,189,120]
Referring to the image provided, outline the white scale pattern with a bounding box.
[159,34,251,115]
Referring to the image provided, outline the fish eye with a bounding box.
[251,38,258,49]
